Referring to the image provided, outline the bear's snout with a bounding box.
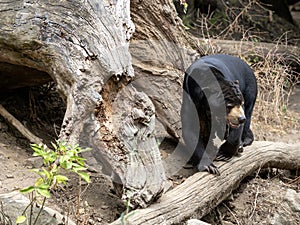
[227,105,246,128]
[238,115,246,124]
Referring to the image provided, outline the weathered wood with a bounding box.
[212,39,300,66]
[92,83,166,207]
[0,0,134,143]
[0,104,43,144]
[129,0,204,141]
[0,0,165,207]
[111,141,300,225]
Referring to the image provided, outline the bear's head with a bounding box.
[222,80,246,129]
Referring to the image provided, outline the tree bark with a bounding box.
[0,0,165,207]
[129,0,204,141]
[111,141,300,225]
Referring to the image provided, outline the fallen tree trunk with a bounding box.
[111,141,300,225]
[212,39,300,66]
[0,104,43,144]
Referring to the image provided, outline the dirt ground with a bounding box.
[1,2,300,224]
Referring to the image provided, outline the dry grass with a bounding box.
[249,50,299,140]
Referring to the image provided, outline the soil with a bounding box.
[0,1,300,225]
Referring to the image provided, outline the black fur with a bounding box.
[181,54,257,174]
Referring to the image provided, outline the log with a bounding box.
[111,141,300,225]
[0,104,43,144]
[209,39,300,66]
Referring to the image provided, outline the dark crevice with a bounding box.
[0,81,66,146]
[0,62,52,92]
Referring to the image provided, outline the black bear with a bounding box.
[181,54,257,174]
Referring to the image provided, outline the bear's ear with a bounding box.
[234,80,239,85]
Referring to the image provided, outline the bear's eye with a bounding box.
[226,104,235,113]
[226,103,234,108]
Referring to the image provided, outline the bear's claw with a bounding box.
[204,163,220,175]
[215,153,232,161]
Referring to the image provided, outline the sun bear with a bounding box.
[181,54,257,175]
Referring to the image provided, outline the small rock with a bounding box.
[186,219,211,225]
[0,191,76,225]
[284,189,300,212]
[271,213,291,225]
[88,218,94,224]
[25,157,43,168]
[223,221,235,225]
[84,200,89,207]
[79,208,85,214]
[6,174,14,178]
[271,188,300,225]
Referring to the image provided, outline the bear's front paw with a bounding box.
[198,163,220,175]
[216,141,240,161]
[215,152,232,161]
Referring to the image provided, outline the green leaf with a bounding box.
[77,172,91,183]
[20,186,34,194]
[31,144,46,155]
[37,183,50,190]
[72,165,87,173]
[50,163,58,173]
[32,151,42,157]
[31,168,40,173]
[16,215,26,224]
[30,143,41,150]
[36,170,47,178]
[35,178,44,187]
[37,187,51,198]
[74,158,86,165]
[54,175,68,184]
[65,161,73,170]
[42,168,51,179]
[60,155,70,166]
[44,152,56,164]
[66,150,75,157]
[59,143,67,153]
